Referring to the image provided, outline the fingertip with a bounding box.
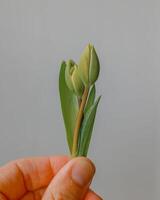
[43,156,96,200]
[71,157,96,174]
[73,157,95,170]
[71,157,96,186]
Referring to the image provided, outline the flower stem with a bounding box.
[72,87,89,157]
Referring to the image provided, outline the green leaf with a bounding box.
[59,61,79,153]
[77,96,101,156]
[84,85,96,114]
[77,85,96,155]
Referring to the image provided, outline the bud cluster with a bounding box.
[65,44,100,96]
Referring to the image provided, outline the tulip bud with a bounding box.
[79,44,100,87]
[65,60,84,97]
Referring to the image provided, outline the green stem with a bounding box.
[72,87,89,157]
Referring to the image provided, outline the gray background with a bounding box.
[0,0,159,200]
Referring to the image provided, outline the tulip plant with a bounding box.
[59,44,101,157]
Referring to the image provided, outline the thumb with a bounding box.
[42,157,95,200]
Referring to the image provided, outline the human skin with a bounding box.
[0,156,102,200]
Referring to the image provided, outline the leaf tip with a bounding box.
[96,95,101,104]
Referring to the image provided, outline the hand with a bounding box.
[0,156,102,200]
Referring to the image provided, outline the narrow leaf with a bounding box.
[84,85,96,114]
[77,85,96,155]
[78,96,101,156]
[59,61,79,152]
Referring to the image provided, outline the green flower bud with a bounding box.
[65,60,84,97]
[79,44,100,86]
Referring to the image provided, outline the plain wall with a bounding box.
[0,0,159,199]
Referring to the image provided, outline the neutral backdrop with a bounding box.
[0,0,159,200]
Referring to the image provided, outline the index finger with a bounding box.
[0,155,69,199]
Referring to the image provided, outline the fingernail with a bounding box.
[71,158,95,186]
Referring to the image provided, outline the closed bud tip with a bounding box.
[79,43,100,87]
